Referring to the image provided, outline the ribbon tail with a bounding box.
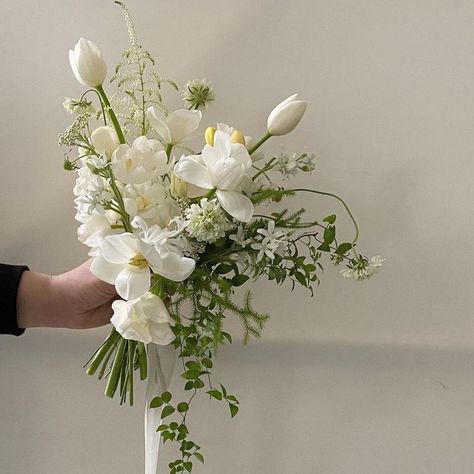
[145,343,177,474]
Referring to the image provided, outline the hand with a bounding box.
[17,260,117,330]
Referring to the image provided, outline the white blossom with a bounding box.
[185,198,232,243]
[251,220,289,262]
[69,38,107,88]
[229,225,252,247]
[267,94,307,136]
[341,255,385,281]
[111,292,174,345]
[182,78,214,110]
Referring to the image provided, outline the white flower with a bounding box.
[146,106,202,146]
[251,220,289,262]
[341,255,385,281]
[267,94,307,136]
[122,182,167,219]
[63,97,96,116]
[229,225,251,247]
[111,136,168,184]
[174,131,254,223]
[77,210,121,256]
[111,292,174,345]
[73,166,111,220]
[91,226,195,300]
[69,38,107,88]
[275,152,315,178]
[91,126,119,158]
[185,198,233,243]
[182,78,214,110]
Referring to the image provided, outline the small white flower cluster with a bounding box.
[182,78,214,110]
[275,152,316,178]
[63,97,96,116]
[341,255,385,281]
[251,221,289,262]
[185,198,233,243]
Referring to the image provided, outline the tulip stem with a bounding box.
[248,132,271,155]
[80,89,107,126]
[288,188,360,245]
[105,337,127,399]
[95,84,126,144]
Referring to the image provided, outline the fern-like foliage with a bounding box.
[111,1,178,137]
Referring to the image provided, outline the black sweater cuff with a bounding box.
[0,264,29,336]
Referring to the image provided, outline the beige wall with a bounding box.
[1,0,474,473]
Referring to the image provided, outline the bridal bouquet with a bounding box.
[60,3,382,473]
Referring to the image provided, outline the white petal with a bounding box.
[166,109,202,144]
[148,322,175,345]
[90,255,122,284]
[201,143,223,169]
[146,106,172,143]
[230,143,252,170]
[214,131,232,158]
[174,157,213,189]
[101,233,139,264]
[149,250,195,282]
[115,267,150,300]
[216,190,254,223]
[208,158,245,191]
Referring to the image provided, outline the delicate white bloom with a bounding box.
[112,136,168,184]
[122,182,167,219]
[185,198,233,243]
[73,166,111,220]
[69,38,107,88]
[182,78,214,110]
[77,210,121,256]
[63,97,96,116]
[91,126,119,158]
[251,220,289,262]
[267,94,307,136]
[111,292,174,345]
[174,131,254,223]
[146,106,202,145]
[229,225,252,247]
[91,224,195,300]
[275,152,316,178]
[341,255,385,281]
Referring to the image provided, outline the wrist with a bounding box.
[16,271,55,328]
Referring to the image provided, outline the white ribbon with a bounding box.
[145,343,177,474]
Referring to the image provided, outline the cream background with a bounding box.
[1,0,474,473]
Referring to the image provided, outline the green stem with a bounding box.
[252,157,276,181]
[165,143,173,160]
[247,131,271,155]
[86,328,120,376]
[138,342,148,381]
[128,340,135,406]
[105,337,127,399]
[95,84,126,144]
[289,188,360,244]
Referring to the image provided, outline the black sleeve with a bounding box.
[0,263,29,336]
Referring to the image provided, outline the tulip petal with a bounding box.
[149,250,195,282]
[90,255,122,284]
[146,106,172,143]
[230,143,253,170]
[201,143,222,169]
[174,157,213,189]
[101,233,139,263]
[208,158,245,191]
[148,322,175,345]
[166,109,202,144]
[115,267,150,300]
[216,190,254,223]
[214,130,232,158]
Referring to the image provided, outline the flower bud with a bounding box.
[69,38,107,88]
[231,130,246,145]
[91,126,119,157]
[205,127,216,145]
[267,94,307,136]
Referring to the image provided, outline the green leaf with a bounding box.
[184,461,193,472]
[177,402,189,413]
[161,391,172,403]
[335,242,353,255]
[323,226,336,245]
[232,274,250,286]
[317,243,331,252]
[214,263,233,274]
[185,360,200,371]
[157,424,168,432]
[150,397,163,408]
[229,403,239,418]
[194,453,204,463]
[202,358,213,369]
[207,389,223,400]
[184,381,194,391]
[182,369,201,380]
[161,405,175,418]
[323,214,336,224]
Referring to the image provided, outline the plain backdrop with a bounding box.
[1,1,474,473]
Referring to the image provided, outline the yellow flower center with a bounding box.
[128,253,148,269]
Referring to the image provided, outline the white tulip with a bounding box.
[174,131,254,223]
[146,106,202,145]
[111,292,174,345]
[69,38,107,88]
[91,126,119,157]
[267,94,307,136]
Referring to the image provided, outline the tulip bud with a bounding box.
[205,127,216,145]
[69,38,107,88]
[231,130,246,145]
[170,174,188,198]
[267,94,307,136]
[91,126,119,157]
